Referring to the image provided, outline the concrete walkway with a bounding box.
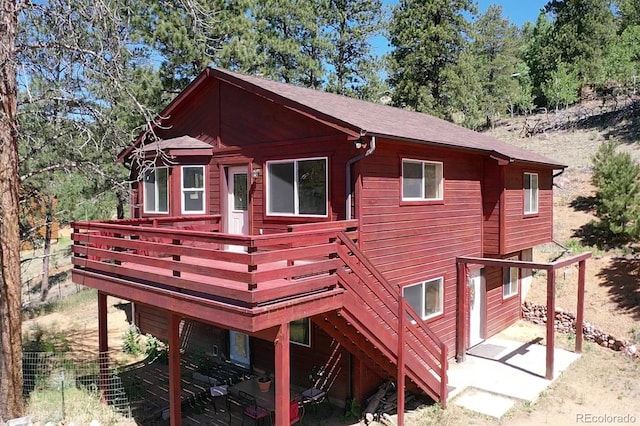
[447,337,580,418]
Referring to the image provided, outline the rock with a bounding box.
[89,421,101,426]
[7,417,33,426]
[624,345,637,356]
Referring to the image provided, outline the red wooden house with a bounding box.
[72,67,586,424]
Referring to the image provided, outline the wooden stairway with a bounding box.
[314,233,448,405]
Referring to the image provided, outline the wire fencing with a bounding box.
[23,351,133,424]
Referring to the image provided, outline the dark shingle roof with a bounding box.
[211,67,565,168]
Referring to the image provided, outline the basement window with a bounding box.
[503,265,519,299]
[402,159,443,201]
[402,277,444,321]
[524,172,538,214]
[290,318,311,347]
[143,167,169,214]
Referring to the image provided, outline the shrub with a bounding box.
[591,141,640,243]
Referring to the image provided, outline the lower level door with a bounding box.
[469,268,486,347]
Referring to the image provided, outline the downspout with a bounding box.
[346,136,376,220]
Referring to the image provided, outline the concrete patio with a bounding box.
[447,336,581,418]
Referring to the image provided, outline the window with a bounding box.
[524,172,538,214]
[402,277,444,320]
[181,166,205,214]
[503,265,519,299]
[143,167,168,214]
[267,158,327,216]
[290,318,311,347]
[402,159,443,201]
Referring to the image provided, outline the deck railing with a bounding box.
[71,218,358,305]
[335,232,448,405]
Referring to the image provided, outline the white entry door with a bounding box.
[469,268,486,347]
[225,166,249,251]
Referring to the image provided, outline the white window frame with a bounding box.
[503,265,519,299]
[524,172,539,214]
[143,167,169,214]
[401,159,444,201]
[402,277,444,321]
[266,157,328,217]
[181,165,206,214]
[290,318,311,348]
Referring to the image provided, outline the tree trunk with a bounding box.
[0,0,25,419]
[40,197,53,302]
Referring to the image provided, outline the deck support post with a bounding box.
[274,322,290,426]
[169,312,182,425]
[545,270,556,380]
[575,260,586,353]
[397,298,406,426]
[98,291,109,402]
[456,261,467,362]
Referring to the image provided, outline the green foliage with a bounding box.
[600,25,640,90]
[591,141,640,241]
[388,0,475,116]
[616,0,640,31]
[545,0,617,85]
[144,335,168,364]
[542,62,581,111]
[323,0,387,101]
[122,325,143,356]
[22,324,71,353]
[522,12,559,103]
[343,397,361,420]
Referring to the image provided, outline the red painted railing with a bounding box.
[71,218,357,305]
[334,232,448,406]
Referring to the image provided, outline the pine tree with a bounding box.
[323,0,386,100]
[591,141,640,240]
[0,0,23,418]
[545,0,617,86]
[388,0,475,116]
[471,5,522,127]
[523,12,560,103]
[253,0,329,88]
[616,0,640,31]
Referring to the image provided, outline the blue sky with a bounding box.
[477,0,549,26]
[373,1,550,55]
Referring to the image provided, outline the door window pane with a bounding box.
[233,173,248,211]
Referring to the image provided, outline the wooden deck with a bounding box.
[72,217,358,332]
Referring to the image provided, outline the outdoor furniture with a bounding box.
[209,384,228,413]
[238,390,272,425]
[300,364,338,417]
[289,397,303,425]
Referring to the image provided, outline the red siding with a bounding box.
[503,166,554,254]
[482,160,502,256]
[484,254,523,337]
[357,140,484,356]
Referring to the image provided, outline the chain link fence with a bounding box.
[23,351,133,424]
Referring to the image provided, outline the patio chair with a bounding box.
[290,397,303,425]
[299,365,338,418]
[238,390,272,426]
